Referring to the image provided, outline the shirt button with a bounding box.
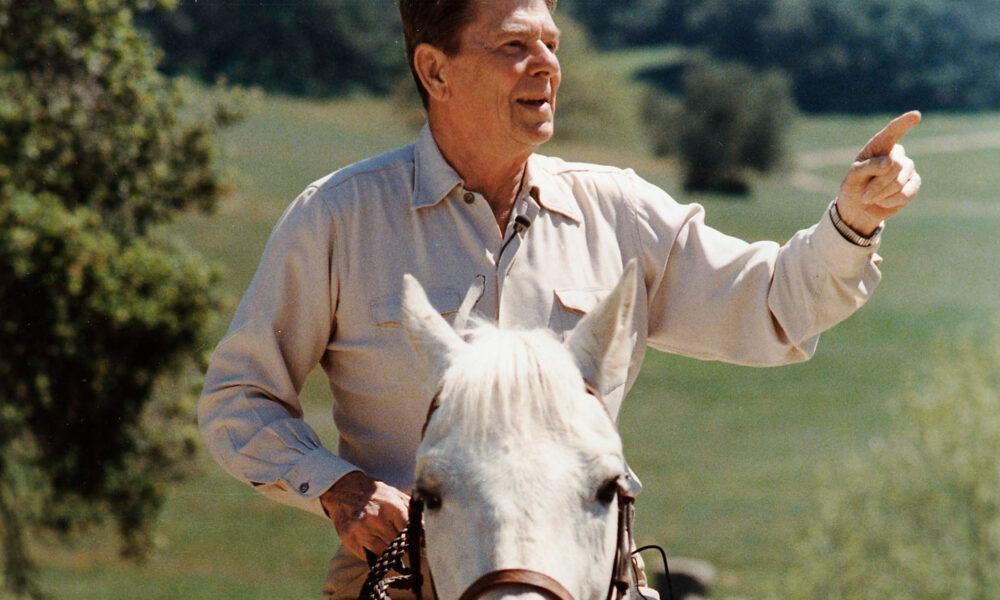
[299,482,309,494]
[463,192,475,204]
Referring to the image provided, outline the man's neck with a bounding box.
[429,119,533,234]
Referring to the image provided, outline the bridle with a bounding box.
[361,382,640,600]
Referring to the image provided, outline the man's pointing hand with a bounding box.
[837,110,922,236]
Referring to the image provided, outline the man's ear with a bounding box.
[413,43,450,102]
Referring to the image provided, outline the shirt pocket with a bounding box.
[369,290,463,327]
[552,288,612,334]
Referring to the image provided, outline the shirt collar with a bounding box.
[524,155,583,223]
[412,124,463,210]
[411,124,583,224]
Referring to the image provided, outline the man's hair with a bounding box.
[398,0,558,109]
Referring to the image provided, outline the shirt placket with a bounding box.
[458,187,536,323]
[457,187,504,320]
[495,191,537,295]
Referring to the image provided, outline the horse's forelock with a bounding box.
[431,323,585,442]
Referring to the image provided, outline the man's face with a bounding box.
[443,0,561,155]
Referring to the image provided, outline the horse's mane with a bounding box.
[433,322,586,442]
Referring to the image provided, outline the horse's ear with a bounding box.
[401,273,465,392]
[564,260,638,396]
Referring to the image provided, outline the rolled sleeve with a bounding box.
[198,186,358,519]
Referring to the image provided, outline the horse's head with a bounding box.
[400,262,639,600]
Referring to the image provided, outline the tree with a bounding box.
[641,59,795,194]
[0,0,238,596]
[787,327,1000,598]
[137,0,407,96]
[566,0,697,48]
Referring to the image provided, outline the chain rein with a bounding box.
[360,496,425,600]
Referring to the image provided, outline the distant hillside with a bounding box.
[568,0,1000,112]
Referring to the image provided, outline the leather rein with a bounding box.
[364,381,638,600]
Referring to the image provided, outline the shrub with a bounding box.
[787,327,1000,599]
[642,59,795,194]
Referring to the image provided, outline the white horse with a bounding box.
[398,262,647,600]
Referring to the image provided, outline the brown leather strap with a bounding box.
[457,569,575,600]
[406,496,426,600]
[420,393,442,439]
[582,379,617,431]
[607,492,634,600]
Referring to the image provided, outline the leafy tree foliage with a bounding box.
[571,0,1000,112]
[561,0,696,47]
[788,328,1000,598]
[137,0,406,96]
[0,0,236,595]
[641,59,795,193]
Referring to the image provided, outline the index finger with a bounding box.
[857,110,922,160]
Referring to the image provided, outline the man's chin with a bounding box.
[521,121,555,146]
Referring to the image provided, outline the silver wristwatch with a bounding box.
[829,202,883,248]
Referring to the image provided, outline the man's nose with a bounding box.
[527,41,559,78]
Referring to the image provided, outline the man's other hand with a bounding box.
[836,110,922,236]
[320,471,410,561]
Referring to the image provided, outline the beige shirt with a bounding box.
[198,125,881,520]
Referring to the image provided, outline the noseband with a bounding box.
[365,382,638,600]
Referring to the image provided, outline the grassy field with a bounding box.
[30,69,1000,599]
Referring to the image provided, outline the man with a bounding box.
[198,0,922,597]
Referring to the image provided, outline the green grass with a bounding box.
[32,74,1000,600]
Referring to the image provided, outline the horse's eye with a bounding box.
[596,477,620,505]
[418,489,442,511]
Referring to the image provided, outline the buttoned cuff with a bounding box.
[280,446,359,519]
[810,202,883,277]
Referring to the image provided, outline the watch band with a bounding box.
[829,202,883,248]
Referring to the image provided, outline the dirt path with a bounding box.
[789,129,1000,193]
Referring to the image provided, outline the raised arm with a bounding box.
[631,186,882,366]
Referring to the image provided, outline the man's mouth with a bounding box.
[517,96,550,108]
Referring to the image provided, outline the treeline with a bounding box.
[568,0,1000,112]
[138,0,1000,113]
[137,0,405,96]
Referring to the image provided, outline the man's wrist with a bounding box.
[830,201,883,248]
[320,470,369,518]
